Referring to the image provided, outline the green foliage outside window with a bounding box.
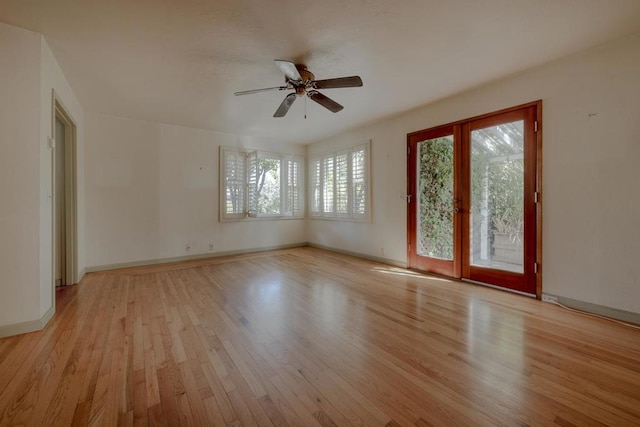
[418,136,524,259]
[488,159,523,237]
[471,152,524,241]
[418,138,454,259]
[256,158,281,214]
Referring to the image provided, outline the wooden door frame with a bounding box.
[407,125,462,278]
[407,100,543,298]
[51,90,78,303]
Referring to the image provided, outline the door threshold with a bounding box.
[461,278,536,298]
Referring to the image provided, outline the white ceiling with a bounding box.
[2,0,640,144]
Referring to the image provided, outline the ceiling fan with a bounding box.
[234,60,363,117]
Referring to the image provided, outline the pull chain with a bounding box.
[304,96,307,119]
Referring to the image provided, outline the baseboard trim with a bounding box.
[0,305,55,339]
[543,293,640,325]
[309,246,640,324]
[85,242,309,273]
[77,267,87,283]
[307,243,406,268]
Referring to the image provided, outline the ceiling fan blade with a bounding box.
[312,76,363,89]
[274,93,297,117]
[234,86,288,96]
[274,60,302,82]
[307,90,344,113]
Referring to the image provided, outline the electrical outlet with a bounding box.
[209,243,214,251]
[185,243,191,252]
[541,294,558,304]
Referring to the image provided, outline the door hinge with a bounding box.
[406,194,412,203]
[407,146,411,155]
[534,191,540,203]
[534,262,539,274]
[534,121,538,132]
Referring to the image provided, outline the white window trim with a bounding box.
[219,146,305,222]
[308,140,371,222]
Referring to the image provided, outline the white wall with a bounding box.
[84,113,306,268]
[0,22,84,330]
[39,38,85,317]
[307,33,640,315]
[0,23,42,326]
[3,19,638,333]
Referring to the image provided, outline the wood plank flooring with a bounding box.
[1,247,639,426]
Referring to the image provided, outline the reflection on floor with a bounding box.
[0,247,638,425]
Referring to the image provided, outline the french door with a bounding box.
[407,102,541,296]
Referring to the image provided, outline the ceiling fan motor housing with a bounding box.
[294,64,315,81]
[292,64,315,96]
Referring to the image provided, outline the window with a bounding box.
[309,141,370,221]
[220,147,304,221]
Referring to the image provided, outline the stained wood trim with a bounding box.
[407,100,542,137]
[407,101,542,296]
[407,125,456,277]
[452,125,463,279]
[535,100,543,299]
[460,122,471,279]
[463,105,537,295]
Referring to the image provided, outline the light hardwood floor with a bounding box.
[0,247,639,426]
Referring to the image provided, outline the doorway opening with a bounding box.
[407,101,542,297]
[52,93,78,295]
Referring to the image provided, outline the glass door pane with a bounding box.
[417,136,455,260]
[470,120,524,273]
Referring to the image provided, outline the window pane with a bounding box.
[247,151,258,216]
[417,136,454,260]
[309,142,369,221]
[336,152,349,215]
[225,150,245,215]
[352,147,366,217]
[470,121,524,273]
[257,156,281,215]
[323,156,334,214]
[311,159,321,215]
[286,159,302,216]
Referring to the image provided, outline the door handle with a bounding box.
[453,198,461,213]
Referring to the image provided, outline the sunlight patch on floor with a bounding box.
[370,266,452,282]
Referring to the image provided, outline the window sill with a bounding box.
[309,215,370,223]
[220,215,305,223]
